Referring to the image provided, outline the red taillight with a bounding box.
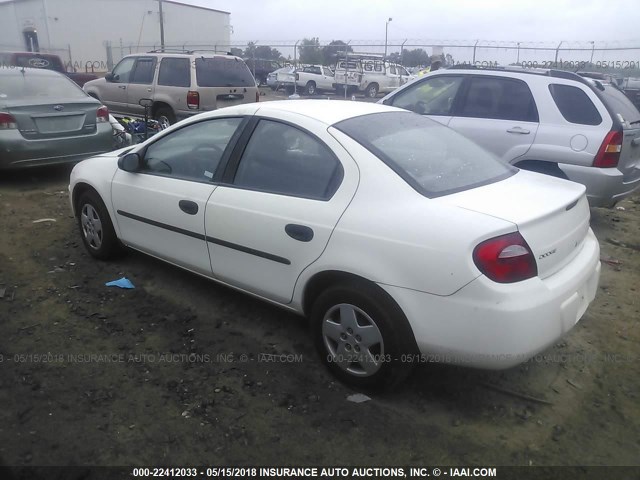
[0,112,17,129]
[473,232,538,283]
[96,106,109,123]
[593,130,623,168]
[256,90,260,103]
[187,91,200,110]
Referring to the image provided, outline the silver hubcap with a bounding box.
[322,303,384,377]
[81,204,103,250]
[158,116,171,129]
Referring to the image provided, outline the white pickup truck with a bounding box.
[295,65,336,95]
[334,53,415,98]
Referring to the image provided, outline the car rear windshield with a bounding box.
[195,57,255,87]
[0,71,86,100]
[10,54,65,72]
[600,84,640,125]
[335,111,515,197]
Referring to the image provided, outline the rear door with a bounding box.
[126,56,157,116]
[205,114,359,304]
[448,76,539,162]
[385,74,465,126]
[599,85,640,181]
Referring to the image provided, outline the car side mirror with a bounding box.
[118,152,141,172]
[105,73,114,82]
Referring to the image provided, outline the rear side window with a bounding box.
[233,120,343,200]
[195,58,255,87]
[158,58,190,87]
[599,84,640,124]
[549,84,602,125]
[459,77,538,122]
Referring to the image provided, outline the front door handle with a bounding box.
[118,85,127,89]
[285,224,314,242]
[507,127,530,134]
[179,200,198,215]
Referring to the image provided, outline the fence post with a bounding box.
[472,40,479,63]
[554,41,563,67]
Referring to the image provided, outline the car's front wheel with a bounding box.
[311,282,416,389]
[154,106,176,129]
[77,190,121,260]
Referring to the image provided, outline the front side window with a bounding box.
[390,75,464,115]
[157,58,191,87]
[459,76,538,122]
[233,120,343,200]
[111,57,136,83]
[390,65,397,75]
[130,58,156,84]
[142,118,243,182]
[335,112,515,197]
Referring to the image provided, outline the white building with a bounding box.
[0,0,231,72]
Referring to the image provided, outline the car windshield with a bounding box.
[0,70,86,100]
[195,57,255,87]
[335,111,516,197]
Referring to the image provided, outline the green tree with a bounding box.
[322,40,353,66]
[298,37,323,65]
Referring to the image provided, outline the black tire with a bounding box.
[77,190,121,260]
[154,106,176,129]
[305,81,317,96]
[365,83,379,98]
[311,282,417,390]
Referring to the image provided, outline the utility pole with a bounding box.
[384,17,392,59]
[158,0,165,51]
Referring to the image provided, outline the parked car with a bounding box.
[83,51,259,128]
[295,64,335,95]
[266,66,296,93]
[0,67,113,169]
[0,51,98,87]
[243,58,283,86]
[69,100,600,388]
[380,66,640,207]
[334,53,414,98]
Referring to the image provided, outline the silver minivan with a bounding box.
[84,52,259,128]
[380,67,640,207]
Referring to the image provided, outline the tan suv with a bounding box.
[83,51,259,127]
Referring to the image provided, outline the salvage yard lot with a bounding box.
[1,130,639,467]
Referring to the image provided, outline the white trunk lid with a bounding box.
[438,170,591,279]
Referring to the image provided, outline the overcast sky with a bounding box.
[192,0,639,45]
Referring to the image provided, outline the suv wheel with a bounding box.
[154,107,176,129]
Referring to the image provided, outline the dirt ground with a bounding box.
[0,115,639,470]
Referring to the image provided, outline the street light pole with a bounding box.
[158,0,165,52]
[384,17,392,59]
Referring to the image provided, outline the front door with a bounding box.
[205,116,358,304]
[126,57,157,117]
[100,57,136,114]
[111,116,245,275]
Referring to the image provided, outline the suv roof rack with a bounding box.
[445,64,600,88]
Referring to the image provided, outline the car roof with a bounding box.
[0,66,63,77]
[252,99,400,125]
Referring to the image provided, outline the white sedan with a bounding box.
[69,100,601,389]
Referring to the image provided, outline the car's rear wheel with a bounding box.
[77,190,121,260]
[305,81,317,95]
[311,282,416,390]
[365,83,379,98]
[154,106,176,129]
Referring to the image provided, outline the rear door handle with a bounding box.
[632,137,640,146]
[507,127,530,134]
[179,200,199,215]
[285,224,314,242]
[118,85,127,89]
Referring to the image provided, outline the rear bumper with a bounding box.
[0,124,113,169]
[559,163,640,207]
[381,228,601,369]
